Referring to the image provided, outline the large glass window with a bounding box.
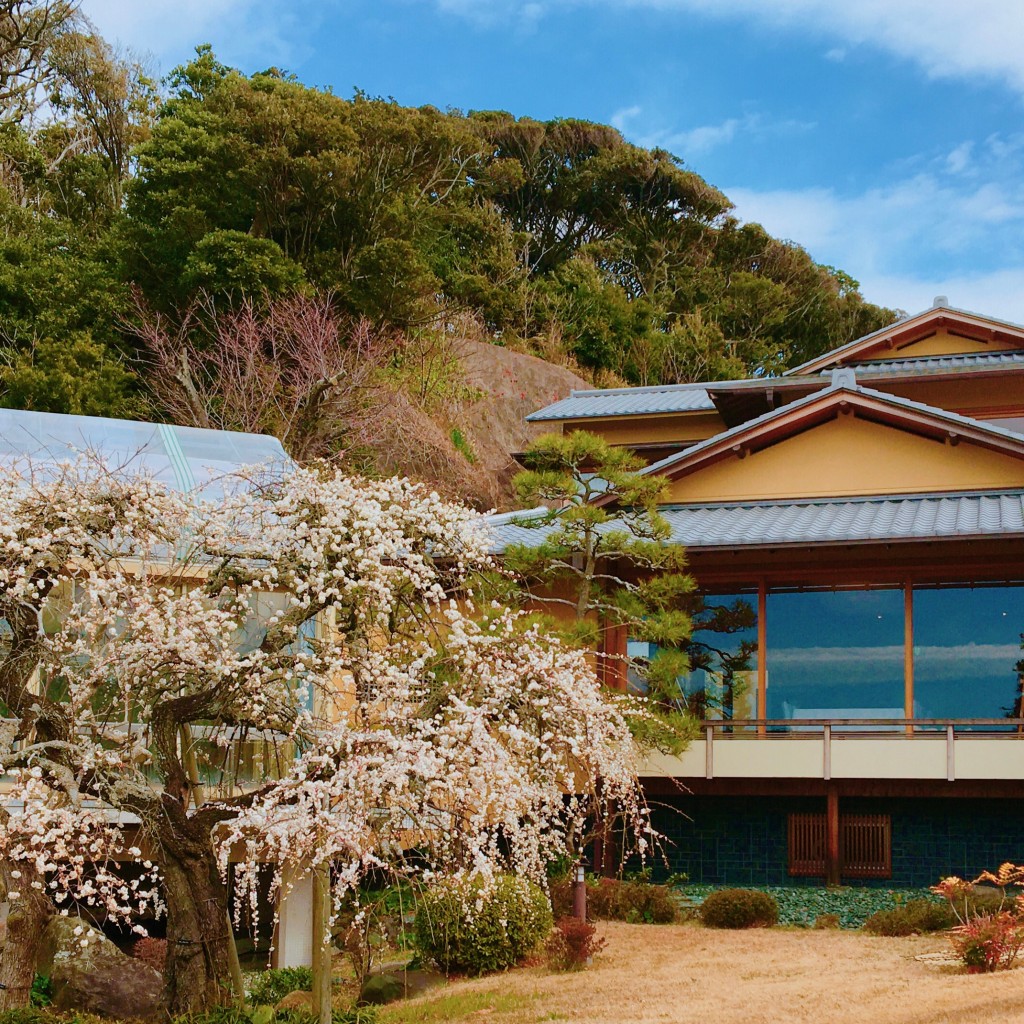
[913,585,1024,722]
[627,592,758,719]
[685,594,759,719]
[766,589,904,720]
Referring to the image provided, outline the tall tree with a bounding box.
[506,430,696,753]
[0,458,650,1012]
[0,0,77,120]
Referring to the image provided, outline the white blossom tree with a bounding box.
[0,458,651,1013]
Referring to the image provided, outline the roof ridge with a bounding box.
[568,381,713,398]
[786,304,1024,376]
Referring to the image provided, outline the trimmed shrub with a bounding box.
[545,917,608,971]
[699,888,778,929]
[248,966,314,1005]
[414,874,553,975]
[863,899,955,937]
[550,876,679,924]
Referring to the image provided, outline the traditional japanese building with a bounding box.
[513,300,1024,887]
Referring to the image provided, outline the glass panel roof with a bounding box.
[0,408,290,495]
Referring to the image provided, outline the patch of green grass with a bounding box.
[449,428,477,464]
[678,884,943,929]
[378,991,531,1024]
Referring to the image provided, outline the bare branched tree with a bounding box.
[0,0,78,120]
[130,291,400,463]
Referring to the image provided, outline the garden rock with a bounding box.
[275,990,315,1012]
[36,915,163,1021]
[358,972,405,1005]
[357,967,444,1005]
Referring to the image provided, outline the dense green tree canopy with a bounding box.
[0,34,896,438]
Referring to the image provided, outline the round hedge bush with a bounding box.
[414,874,553,975]
[862,898,955,936]
[699,888,779,929]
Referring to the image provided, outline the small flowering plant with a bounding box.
[931,864,1024,972]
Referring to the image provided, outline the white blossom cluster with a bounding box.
[0,457,651,935]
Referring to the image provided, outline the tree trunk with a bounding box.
[157,802,235,1015]
[0,844,52,1009]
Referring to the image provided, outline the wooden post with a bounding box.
[311,865,332,1024]
[757,580,767,736]
[904,584,914,736]
[826,785,841,887]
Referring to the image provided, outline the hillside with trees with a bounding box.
[0,2,897,503]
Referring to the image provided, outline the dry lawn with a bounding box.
[379,922,1024,1024]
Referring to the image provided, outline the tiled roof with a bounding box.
[525,385,716,421]
[486,491,1024,553]
[785,304,1024,375]
[840,350,1024,375]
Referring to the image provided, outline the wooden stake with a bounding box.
[311,865,332,1024]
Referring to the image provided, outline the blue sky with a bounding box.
[83,0,1024,320]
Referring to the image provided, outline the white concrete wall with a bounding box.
[273,867,313,969]
[640,735,1024,781]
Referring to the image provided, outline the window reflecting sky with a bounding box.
[767,589,904,718]
[914,587,1024,720]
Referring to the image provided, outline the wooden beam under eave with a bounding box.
[904,584,914,736]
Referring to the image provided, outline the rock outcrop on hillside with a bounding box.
[455,340,589,508]
[369,338,588,510]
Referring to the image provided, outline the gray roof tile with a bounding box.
[526,385,716,421]
[835,350,1024,375]
[486,491,1024,553]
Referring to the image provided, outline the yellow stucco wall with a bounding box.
[852,328,1024,361]
[561,411,726,446]
[664,414,1024,503]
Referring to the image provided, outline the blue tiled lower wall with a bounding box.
[649,795,1024,888]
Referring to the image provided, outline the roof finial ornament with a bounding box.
[830,367,857,390]
[933,295,949,308]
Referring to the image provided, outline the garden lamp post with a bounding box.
[573,858,588,922]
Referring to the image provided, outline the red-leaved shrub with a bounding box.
[949,913,1024,973]
[545,916,607,971]
[131,936,167,973]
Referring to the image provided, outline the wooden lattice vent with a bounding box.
[788,812,891,879]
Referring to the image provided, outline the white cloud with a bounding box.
[666,117,742,156]
[624,112,815,159]
[80,0,311,71]
[945,142,973,175]
[610,104,642,131]
[439,1,1024,95]
[726,144,1024,321]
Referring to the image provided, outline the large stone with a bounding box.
[274,989,314,1012]
[357,973,405,1006]
[36,916,163,1021]
[357,968,445,1006]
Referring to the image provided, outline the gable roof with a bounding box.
[785,304,1024,376]
[633,368,1024,488]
